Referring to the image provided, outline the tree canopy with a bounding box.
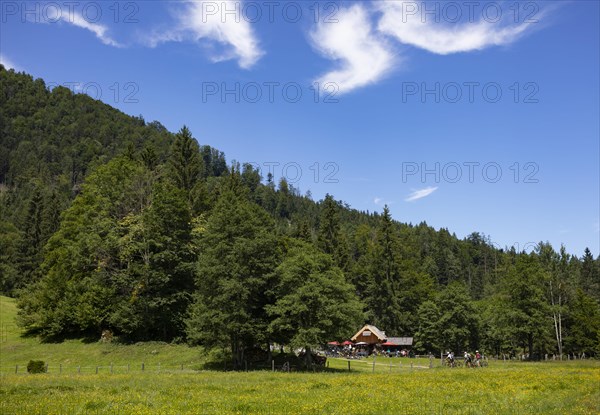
[3,65,599,362]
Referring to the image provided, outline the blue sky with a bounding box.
[1,1,598,256]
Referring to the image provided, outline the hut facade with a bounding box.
[351,324,387,345]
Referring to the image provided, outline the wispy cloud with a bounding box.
[405,186,438,202]
[64,12,123,47]
[377,1,539,55]
[26,7,122,47]
[374,197,395,206]
[0,54,19,71]
[310,4,395,94]
[310,2,548,94]
[146,1,263,69]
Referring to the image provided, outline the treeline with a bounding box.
[1,66,599,366]
[0,66,226,292]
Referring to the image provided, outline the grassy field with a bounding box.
[0,296,209,373]
[2,296,599,414]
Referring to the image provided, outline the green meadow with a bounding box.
[1,296,599,415]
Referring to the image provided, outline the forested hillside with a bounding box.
[1,65,599,367]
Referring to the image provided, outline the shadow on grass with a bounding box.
[202,352,350,373]
[19,328,107,345]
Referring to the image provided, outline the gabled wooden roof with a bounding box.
[351,324,387,341]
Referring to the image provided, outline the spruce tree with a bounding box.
[168,126,203,193]
[186,185,279,369]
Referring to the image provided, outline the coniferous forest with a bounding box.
[1,66,599,368]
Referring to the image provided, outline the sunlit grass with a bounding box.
[0,296,208,373]
[2,364,599,414]
[2,296,599,414]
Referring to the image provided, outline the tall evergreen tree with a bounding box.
[564,289,600,356]
[186,187,280,369]
[437,283,479,353]
[317,194,341,256]
[276,178,291,219]
[414,300,442,354]
[365,206,403,335]
[168,126,203,193]
[317,194,349,269]
[581,248,600,300]
[111,181,196,341]
[500,254,549,358]
[0,221,22,293]
[17,157,149,339]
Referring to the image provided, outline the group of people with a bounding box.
[445,350,484,367]
[325,345,368,359]
[381,348,413,358]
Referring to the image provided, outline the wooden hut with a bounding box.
[351,324,387,345]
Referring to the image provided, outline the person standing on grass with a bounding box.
[475,350,481,366]
[464,351,473,367]
[447,351,455,366]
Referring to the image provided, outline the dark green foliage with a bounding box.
[0,66,173,293]
[276,178,292,218]
[110,181,196,341]
[414,300,442,353]
[437,283,479,353]
[0,221,22,293]
[18,157,195,342]
[497,254,550,358]
[316,194,350,270]
[581,248,600,301]
[200,145,227,178]
[186,187,280,368]
[365,206,403,334]
[26,360,46,374]
[267,240,364,353]
[168,126,203,192]
[17,157,148,339]
[565,289,600,356]
[5,66,599,359]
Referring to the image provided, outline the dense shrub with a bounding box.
[27,360,46,373]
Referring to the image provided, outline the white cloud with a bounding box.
[28,6,122,47]
[0,54,19,71]
[405,186,438,202]
[374,197,395,206]
[309,1,546,94]
[310,4,395,94]
[147,1,263,69]
[377,1,536,55]
[64,11,123,47]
